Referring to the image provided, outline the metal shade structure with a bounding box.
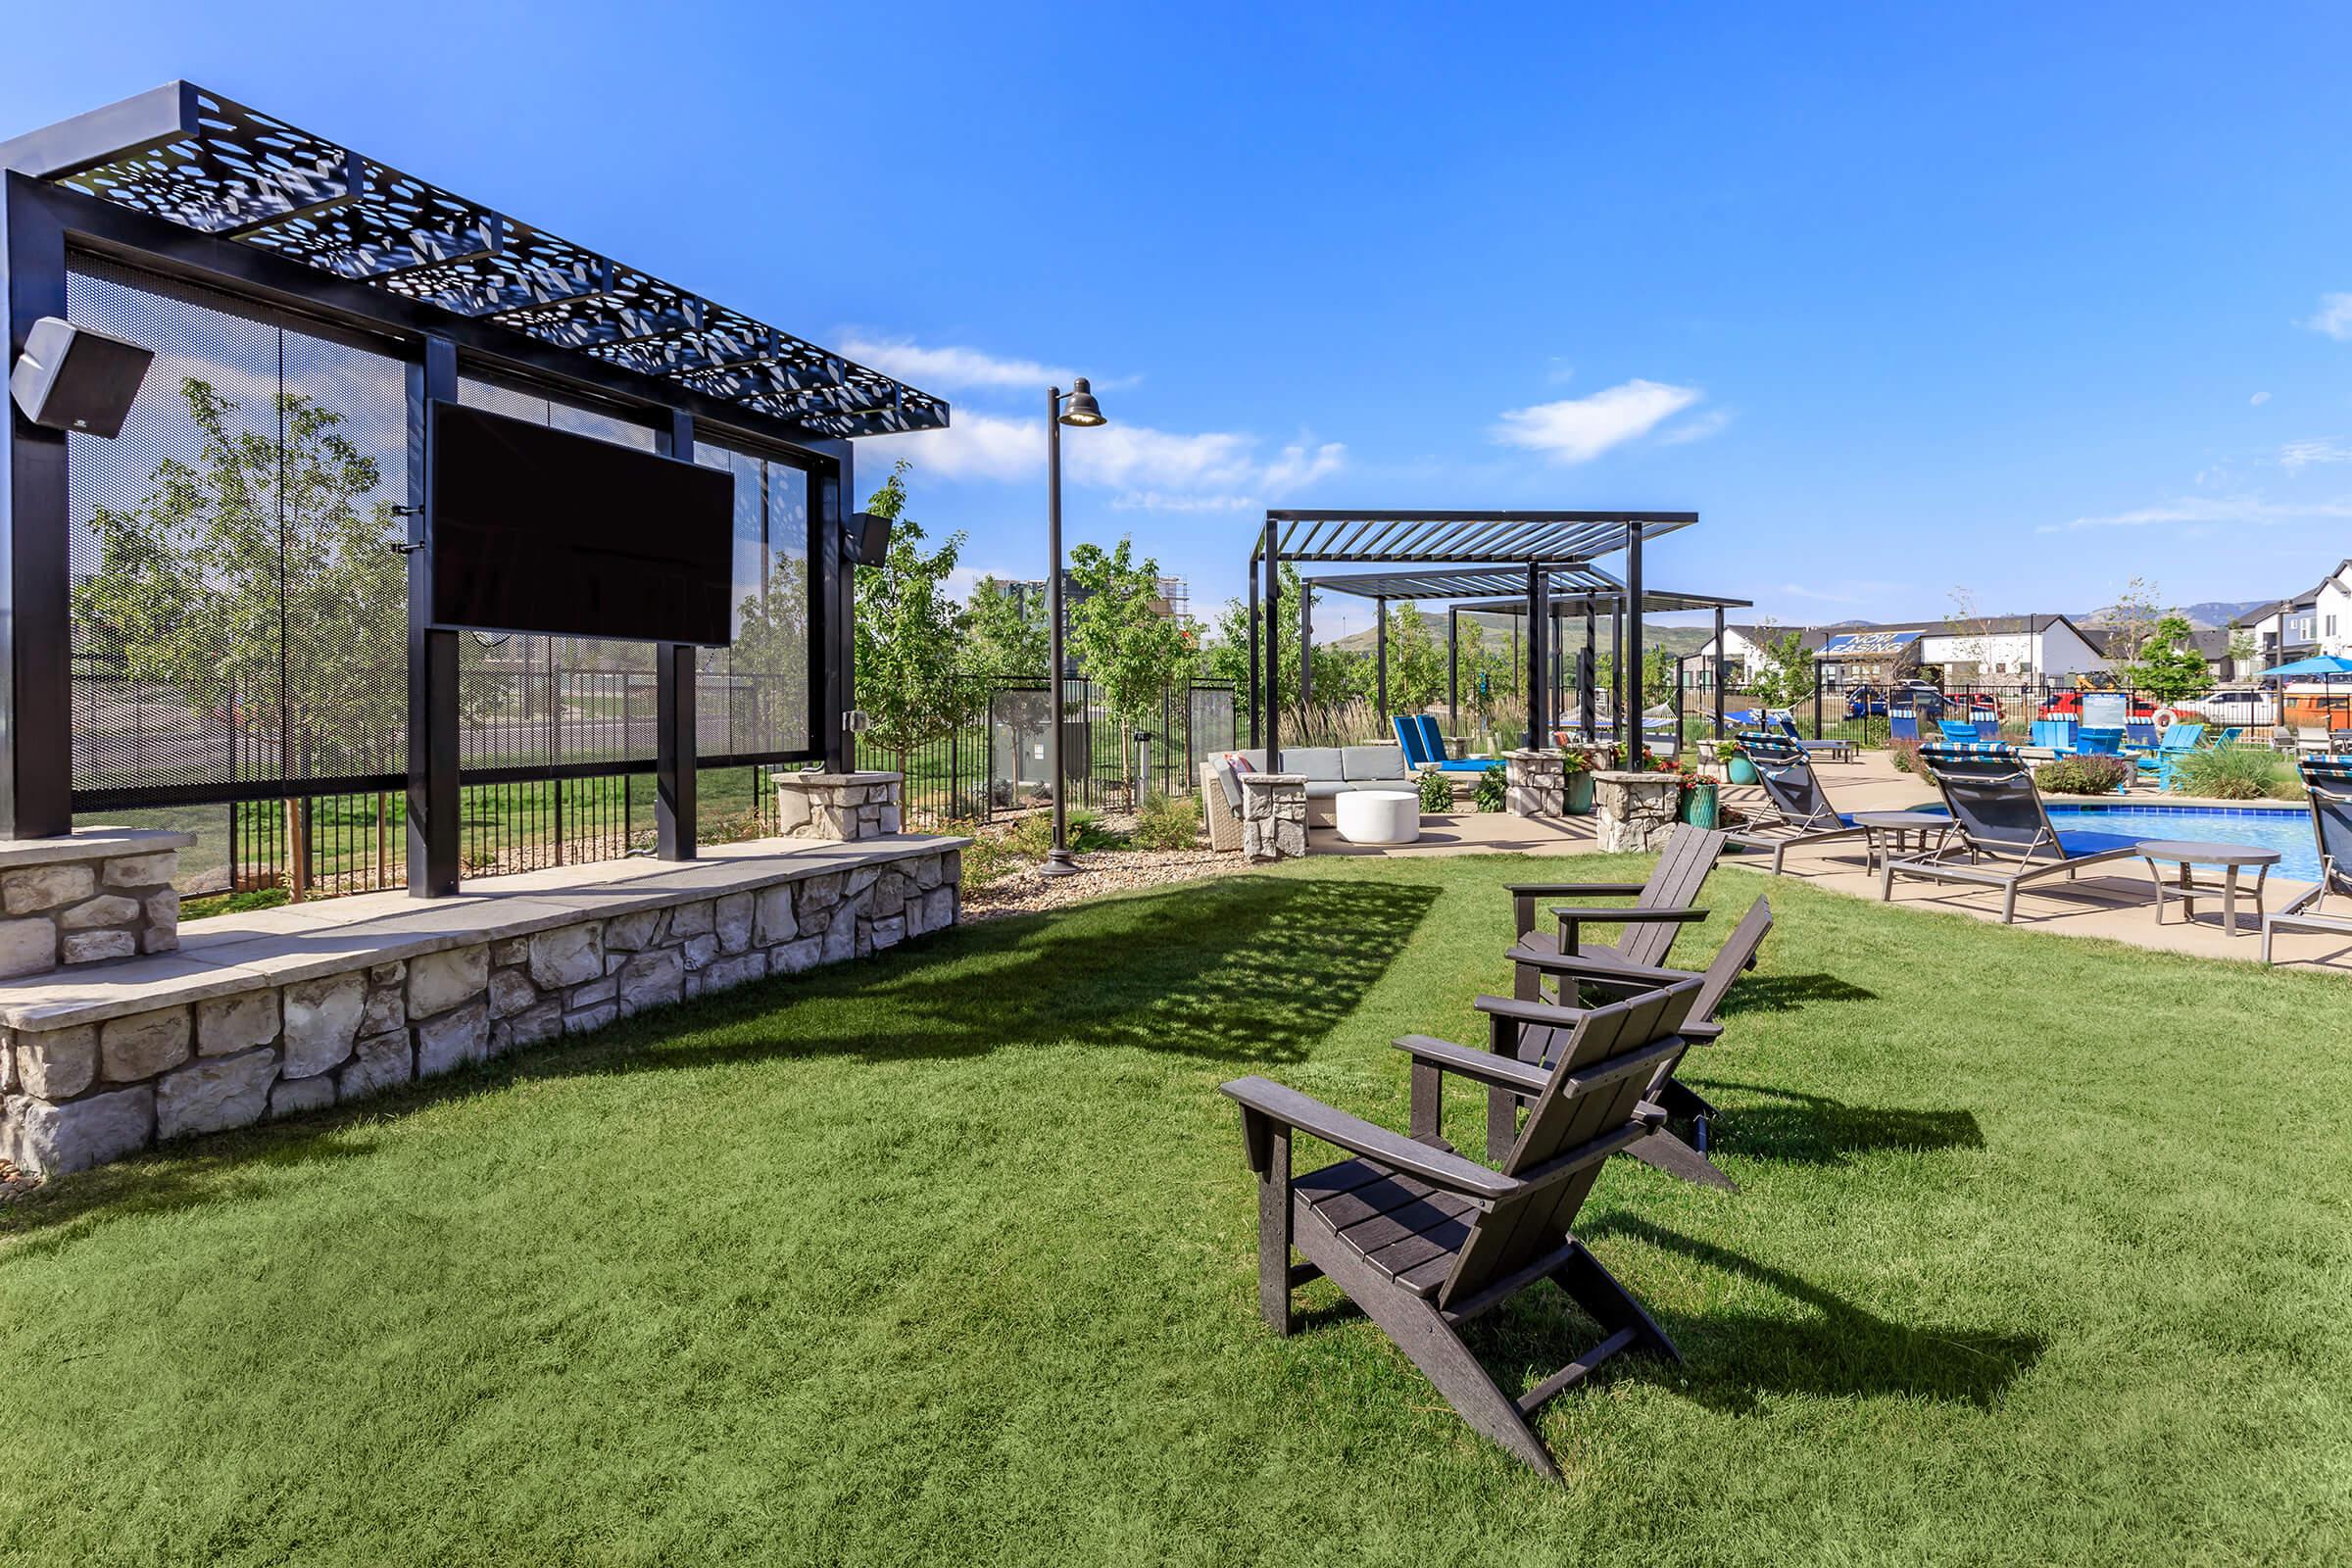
[0,83,947,443]
[1247,510,1704,767]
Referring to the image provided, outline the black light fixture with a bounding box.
[1043,376,1109,877]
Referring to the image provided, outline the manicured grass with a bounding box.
[4,857,2350,1565]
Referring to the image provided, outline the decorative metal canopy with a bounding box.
[0,82,947,441]
[1257,510,1696,565]
[1442,588,1751,615]
[1301,566,1745,615]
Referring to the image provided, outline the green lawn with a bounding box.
[4,857,2349,1566]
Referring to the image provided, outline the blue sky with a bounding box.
[11,2,2352,640]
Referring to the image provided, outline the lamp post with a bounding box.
[1043,376,1106,878]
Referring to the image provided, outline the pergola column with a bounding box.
[1262,521,1281,771]
[1374,595,1388,716]
[1298,579,1312,708]
[408,334,461,897]
[1446,606,1459,734]
[1247,564,1260,747]
[1712,605,1727,737]
[1626,523,1645,763]
[655,408,697,861]
[1582,607,1596,741]
[1525,563,1548,746]
[1610,598,1627,758]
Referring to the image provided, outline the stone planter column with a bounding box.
[1591,770,1686,853]
[1237,774,1307,862]
[774,772,904,841]
[0,828,191,979]
[1503,751,1567,818]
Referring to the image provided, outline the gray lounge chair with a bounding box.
[2262,757,2352,963]
[1506,822,1725,991]
[1882,742,2141,922]
[1722,732,1874,873]
[1221,980,1703,1482]
[1472,896,1774,1191]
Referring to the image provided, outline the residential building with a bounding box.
[2231,561,2352,672]
[1798,613,2110,691]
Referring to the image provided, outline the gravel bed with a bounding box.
[960,846,1247,922]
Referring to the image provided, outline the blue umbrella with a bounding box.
[2259,655,2352,679]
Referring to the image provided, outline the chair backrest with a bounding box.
[2300,756,2352,898]
[1621,823,1726,965]
[1888,709,1919,741]
[1737,731,1838,828]
[1518,897,1772,1076]
[1918,742,2063,862]
[1393,714,1433,766]
[2161,722,2205,752]
[1937,719,1980,743]
[2126,721,2158,748]
[2076,727,2123,756]
[1415,714,1450,763]
[1437,980,1702,1311]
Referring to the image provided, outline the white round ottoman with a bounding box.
[1335,789,1421,846]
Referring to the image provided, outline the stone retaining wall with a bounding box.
[1592,771,1684,853]
[775,771,903,841]
[0,845,960,1177]
[0,830,189,979]
[1504,751,1567,817]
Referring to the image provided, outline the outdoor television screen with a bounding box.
[427,400,735,646]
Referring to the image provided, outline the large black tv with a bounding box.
[427,399,735,645]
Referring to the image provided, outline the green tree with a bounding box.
[965,573,1048,678]
[1065,537,1191,725]
[73,376,405,776]
[2104,575,2164,666]
[2226,628,2258,679]
[851,462,978,756]
[1382,602,1447,712]
[1202,565,1367,702]
[2125,614,2212,704]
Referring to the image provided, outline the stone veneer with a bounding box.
[0,841,961,1178]
[1504,751,1568,817]
[1238,774,1306,861]
[1591,770,1685,853]
[0,829,190,979]
[775,771,904,841]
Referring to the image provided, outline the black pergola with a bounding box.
[1248,511,1700,767]
[0,83,947,894]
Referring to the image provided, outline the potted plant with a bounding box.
[1653,754,1717,827]
[1721,737,1759,785]
[1555,745,1595,814]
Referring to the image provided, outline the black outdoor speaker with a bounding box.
[842,510,894,565]
[10,317,154,439]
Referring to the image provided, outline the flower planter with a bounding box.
[1727,756,1759,785]
[1680,780,1719,828]
[1564,770,1595,815]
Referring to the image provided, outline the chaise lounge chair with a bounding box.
[2262,757,2352,964]
[1220,980,1703,1482]
[1722,731,1876,873]
[1881,742,2143,922]
[1417,897,1774,1192]
[1395,713,1499,773]
[1773,713,1854,763]
[1506,821,1725,989]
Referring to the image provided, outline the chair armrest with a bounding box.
[1391,1035,1549,1095]
[1548,906,1711,926]
[1472,994,1591,1030]
[1219,1077,1518,1200]
[1503,946,1699,988]
[1506,881,1651,898]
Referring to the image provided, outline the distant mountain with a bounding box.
[2073,600,2268,629]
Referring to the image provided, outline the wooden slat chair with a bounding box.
[1881,742,2141,923]
[1454,896,1775,1192]
[2262,756,2352,964]
[1722,732,1874,873]
[1505,821,1725,996]
[1222,982,1700,1481]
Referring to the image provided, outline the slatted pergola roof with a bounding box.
[1256,510,1696,566]
[1300,567,1749,615]
[0,82,947,442]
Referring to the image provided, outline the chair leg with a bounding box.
[1551,1238,1680,1365]
[1343,1258,1565,1483]
[1256,1132,1293,1336]
[2002,882,2019,923]
[1624,1127,1739,1192]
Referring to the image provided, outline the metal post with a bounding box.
[1374,595,1388,717]
[1526,563,1548,746]
[1713,606,1728,737]
[1446,606,1459,734]
[1626,524,1645,764]
[408,335,461,896]
[1247,559,1260,748]
[1610,599,1626,759]
[1583,607,1596,742]
[1,177,72,839]
[1263,520,1281,772]
[655,410,696,860]
[1043,387,1078,877]
[1298,579,1312,707]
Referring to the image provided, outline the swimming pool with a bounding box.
[2040,804,2316,881]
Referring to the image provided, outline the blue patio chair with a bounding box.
[1937,719,1981,744]
[2074,727,2125,757]
[2125,720,2160,750]
[1772,713,1853,763]
[2030,718,2077,751]
[1402,713,1499,773]
[1882,742,2143,922]
[2264,756,2352,963]
[2136,722,2204,789]
[1888,706,1919,742]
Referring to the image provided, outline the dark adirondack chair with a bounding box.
[1882,743,2140,922]
[1221,981,1702,1482]
[2263,756,2352,963]
[1440,896,1774,1192]
[1722,732,1873,873]
[1506,822,1725,995]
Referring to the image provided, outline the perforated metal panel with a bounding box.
[67,256,408,796]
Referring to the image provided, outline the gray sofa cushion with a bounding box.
[1210,751,1257,810]
[1341,744,1407,781]
[1284,747,1344,782]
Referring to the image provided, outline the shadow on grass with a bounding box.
[1585,1216,2043,1412]
[3,875,1436,1245]
[1692,1080,1984,1166]
[1716,970,1879,1014]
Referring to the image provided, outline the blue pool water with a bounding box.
[2041,804,2315,881]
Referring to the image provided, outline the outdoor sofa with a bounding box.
[1200,745,1414,847]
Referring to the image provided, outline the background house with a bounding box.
[2231,562,2352,673]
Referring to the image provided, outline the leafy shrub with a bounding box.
[1132,789,1201,851]
[1003,807,1121,860]
[2167,743,2297,802]
[2034,755,2132,795]
[1475,763,1508,812]
[1417,769,1453,813]
[181,885,291,923]
[1889,737,1931,774]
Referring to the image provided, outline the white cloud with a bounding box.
[866,416,1347,509]
[1108,492,1257,514]
[1656,409,1734,446]
[2037,495,2352,533]
[836,336,1090,393]
[873,411,1041,482]
[2250,390,2273,406]
[2279,439,2352,470]
[1772,579,1911,606]
[1493,379,1704,464]
[2302,294,2352,341]
[1258,441,1348,493]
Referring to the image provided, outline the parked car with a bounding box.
[2182,689,2278,727]
[2037,690,2157,722]
[1844,680,1952,719]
